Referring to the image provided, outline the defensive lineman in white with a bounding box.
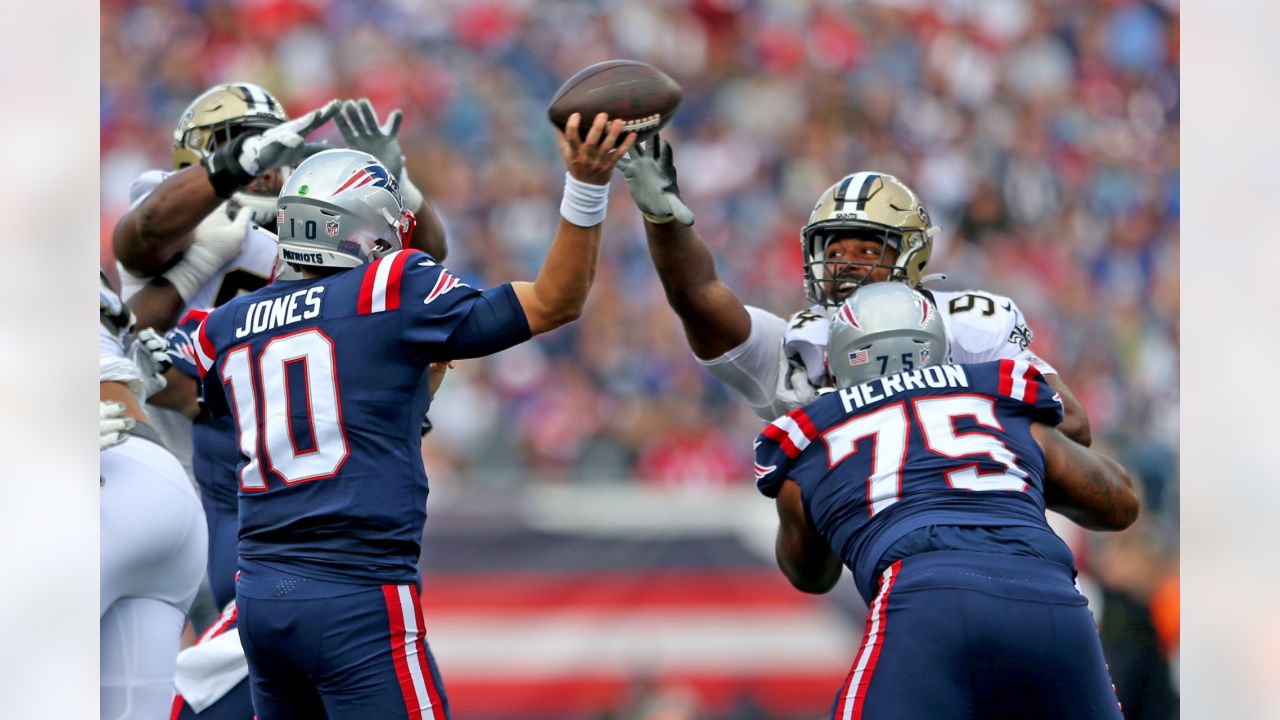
[616,141,1093,445]
[100,275,208,720]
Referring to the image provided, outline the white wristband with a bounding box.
[163,243,225,303]
[559,172,609,227]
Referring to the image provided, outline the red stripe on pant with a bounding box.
[838,560,901,719]
[382,584,447,720]
[383,585,423,719]
[408,584,447,719]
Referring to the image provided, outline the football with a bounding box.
[547,60,682,143]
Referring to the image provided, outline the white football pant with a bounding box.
[101,436,207,720]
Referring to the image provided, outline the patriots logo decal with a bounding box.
[754,462,777,480]
[332,164,400,199]
[423,270,469,306]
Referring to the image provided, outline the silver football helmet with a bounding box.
[276,149,415,269]
[828,283,948,389]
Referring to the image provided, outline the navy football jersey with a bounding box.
[167,309,240,514]
[195,249,530,586]
[754,360,1067,603]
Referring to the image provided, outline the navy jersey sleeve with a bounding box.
[390,252,531,360]
[163,308,211,380]
[990,358,1064,425]
[754,406,822,498]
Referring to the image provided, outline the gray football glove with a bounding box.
[204,99,341,197]
[334,99,406,180]
[615,133,694,226]
[130,328,173,398]
[100,401,134,452]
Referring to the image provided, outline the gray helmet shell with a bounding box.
[828,283,948,389]
[276,149,407,269]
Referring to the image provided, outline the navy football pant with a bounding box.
[833,551,1123,720]
[201,503,239,610]
[238,582,448,720]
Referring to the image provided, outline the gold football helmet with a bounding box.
[171,83,288,170]
[800,171,939,307]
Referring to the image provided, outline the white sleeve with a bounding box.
[938,290,1058,375]
[127,169,172,210]
[99,325,144,398]
[697,305,789,421]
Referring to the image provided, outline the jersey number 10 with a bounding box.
[220,329,350,491]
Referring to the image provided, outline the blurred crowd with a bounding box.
[101,0,1179,714]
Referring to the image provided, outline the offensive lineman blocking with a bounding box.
[755,284,1136,719]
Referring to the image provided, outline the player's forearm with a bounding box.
[101,381,151,427]
[113,166,224,275]
[1034,424,1138,531]
[127,281,187,333]
[519,219,602,334]
[643,221,752,358]
[407,196,448,261]
[774,481,842,594]
[1043,373,1092,446]
[147,370,200,420]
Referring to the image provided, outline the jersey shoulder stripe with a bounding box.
[762,407,818,459]
[357,250,417,315]
[194,319,216,377]
[997,358,1039,403]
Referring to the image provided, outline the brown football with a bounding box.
[547,60,682,143]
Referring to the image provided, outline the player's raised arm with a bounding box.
[333,98,448,260]
[617,135,753,359]
[774,479,843,594]
[1032,423,1139,531]
[509,113,636,335]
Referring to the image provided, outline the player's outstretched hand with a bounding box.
[100,401,134,452]
[557,113,637,186]
[335,99,406,179]
[130,328,173,398]
[615,133,694,226]
[204,99,340,197]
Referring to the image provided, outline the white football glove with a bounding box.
[163,206,254,302]
[100,401,134,452]
[775,364,820,413]
[129,328,173,397]
[203,99,341,197]
[616,133,695,226]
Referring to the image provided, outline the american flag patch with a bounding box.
[849,349,869,366]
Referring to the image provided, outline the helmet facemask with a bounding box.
[802,221,920,307]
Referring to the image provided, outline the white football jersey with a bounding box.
[700,289,1057,422]
[116,170,282,474]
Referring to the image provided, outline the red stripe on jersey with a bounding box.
[383,250,414,312]
[409,584,447,719]
[791,408,818,441]
[357,256,384,315]
[1020,363,1039,403]
[194,603,239,646]
[761,422,801,459]
[195,320,217,377]
[383,585,425,719]
[169,694,185,720]
[998,358,1015,397]
[179,308,210,327]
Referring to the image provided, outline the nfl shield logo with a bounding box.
[920,348,931,364]
[326,218,340,237]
